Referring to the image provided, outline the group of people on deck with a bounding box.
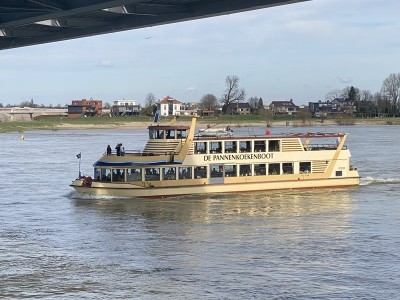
[106,143,125,156]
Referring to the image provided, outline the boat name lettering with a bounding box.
[203,153,274,162]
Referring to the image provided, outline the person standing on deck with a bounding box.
[115,143,121,156]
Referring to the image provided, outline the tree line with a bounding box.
[3,73,399,117]
[325,73,400,117]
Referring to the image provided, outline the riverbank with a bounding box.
[1,116,399,133]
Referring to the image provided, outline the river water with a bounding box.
[1,124,399,299]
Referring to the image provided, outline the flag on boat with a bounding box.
[76,153,81,159]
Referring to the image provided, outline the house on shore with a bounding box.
[159,96,184,116]
[68,99,102,118]
[111,99,140,116]
[226,102,251,115]
[269,99,299,115]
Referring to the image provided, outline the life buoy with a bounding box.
[83,176,93,187]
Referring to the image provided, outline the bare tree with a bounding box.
[325,89,342,101]
[298,107,312,123]
[143,93,157,115]
[248,97,258,109]
[360,90,373,102]
[381,73,400,116]
[221,75,245,112]
[199,94,218,110]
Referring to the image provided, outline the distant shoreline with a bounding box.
[1,117,399,133]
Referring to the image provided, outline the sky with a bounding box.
[1,0,399,107]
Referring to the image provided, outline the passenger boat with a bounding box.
[70,117,360,198]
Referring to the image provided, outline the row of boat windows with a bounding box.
[194,140,280,154]
[149,129,188,139]
[94,162,311,182]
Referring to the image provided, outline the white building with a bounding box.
[159,96,183,116]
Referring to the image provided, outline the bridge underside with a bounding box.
[0,0,308,51]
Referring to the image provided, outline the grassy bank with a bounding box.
[1,115,399,133]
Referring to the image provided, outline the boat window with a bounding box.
[300,162,311,174]
[254,164,266,176]
[210,141,222,153]
[149,129,155,139]
[155,129,164,139]
[100,168,111,181]
[268,140,280,152]
[177,129,187,139]
[94,168,100,180]
[194,166,207,179]
[282,163,294,174]
[178,167,192,179]
[225,165,237,177]
[194,142,207,154]
[239,164,252,176]
[163,167,176,180]
[254,140,266,152]
[239,141,252,153]
[224,141,237,153]
[127,168,142,181]
[112,168,125,182]
[336,171,343,177]
[145,168,160,181]
[210,164,223,178]
[268,163,280,175]
[166,130,175,139]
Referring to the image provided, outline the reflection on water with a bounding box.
[72,188,354,221]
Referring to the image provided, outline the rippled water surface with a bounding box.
[1,125,399,299]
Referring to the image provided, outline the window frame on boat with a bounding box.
[145,167,160,181]
[268,163,280,175]
[300,162,311,174]
[224,141,237,153]
[112,168,125,182]
[210,164,223,178]
[194,141,207,154]
[268,140,280,152]
[239,140,252,153]
[254,163,267,176]
[127,168,142,181]
[224,164,237,177]
[194,166,207,179]
[178,166,192,179]
[282,162,294,174]
[163,167,177,180]
[254,140,266,152]
[209,141,222,154]
[239,164,252,176]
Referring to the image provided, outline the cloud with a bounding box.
[97,60,112,67]
[185,86,196,91]
[337,76,353,84]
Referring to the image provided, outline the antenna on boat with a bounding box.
[76,152,82,178]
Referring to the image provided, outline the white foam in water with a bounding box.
[360,176,400,186]
[66,190,130,200]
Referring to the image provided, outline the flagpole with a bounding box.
[76,152,82,178]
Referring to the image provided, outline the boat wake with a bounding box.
[65,190,129,200]
[360,176,400,186]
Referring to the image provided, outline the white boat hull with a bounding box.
[71,174,360,198]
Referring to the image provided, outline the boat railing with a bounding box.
[306,144,348,151]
